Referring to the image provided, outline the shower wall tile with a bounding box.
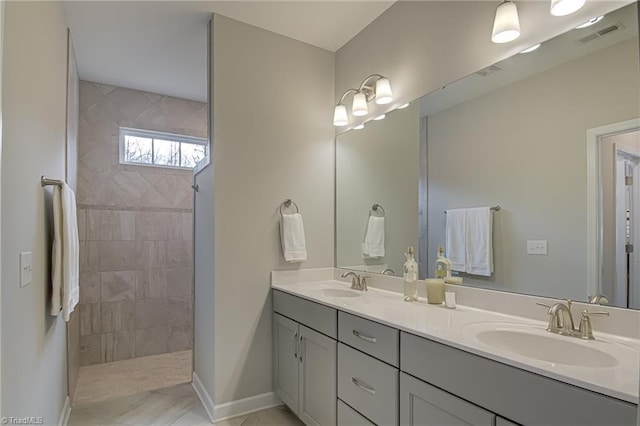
[101,271,136,302]
[167,298,192,327]
[135,298,169,329]
[101,300,136,332]
[135,327,169,357]
[80,272,101,304]
[80,303,101,336]
[102,331,134,362]
[78,81,201,363]
[166,269,192,299]
[168,325,193,352]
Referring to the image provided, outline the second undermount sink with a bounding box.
[313,288,363,298]
[469,324,618,368]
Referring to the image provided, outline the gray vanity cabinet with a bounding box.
[273,291,338,426]
[400,372,494,426]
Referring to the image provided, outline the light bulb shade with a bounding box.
[352,92,369,116]
[333,104,348,126]
[375,78,393,105]
[550,0,585,16]
[491,1,520,44]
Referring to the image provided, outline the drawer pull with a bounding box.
[353,330,377,343]
[293,332,298,359]
[352,377,376,395]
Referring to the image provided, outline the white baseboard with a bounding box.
[192,372,215,423]
[191,372,282,423]
[213,391,282,422]
[58,396,71,426]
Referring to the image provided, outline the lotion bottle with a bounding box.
[403,246,418,302]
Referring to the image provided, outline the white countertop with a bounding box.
[272,278,640,404]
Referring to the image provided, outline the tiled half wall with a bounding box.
[77,81,206,365]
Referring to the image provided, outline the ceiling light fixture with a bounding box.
[520,43,541,53]
[491,1,521,44]
[333,74,394,126]
[550,0,585,16]
[576,15,604,29]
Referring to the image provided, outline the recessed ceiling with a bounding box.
[63,1,395,102]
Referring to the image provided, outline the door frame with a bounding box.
[586,118,640,298]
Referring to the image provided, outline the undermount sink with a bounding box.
[313,288,363,298]
[474,327,618,368]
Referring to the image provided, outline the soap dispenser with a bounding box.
[434,245,451,279]
[403,246,418,302]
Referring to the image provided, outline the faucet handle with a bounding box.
[360,275,370,291]
[578,309,609,340]
[536,302,551,308]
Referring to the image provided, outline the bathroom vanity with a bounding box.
[271,270,639,426]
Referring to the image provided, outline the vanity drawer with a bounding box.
[339,311,399,366]
[338,343,399,426]
[273,289,337,338]
[337,399,375,426]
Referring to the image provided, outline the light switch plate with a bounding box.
[20,252,33,288]
[527,240,548,255]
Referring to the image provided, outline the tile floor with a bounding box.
[68,383,303,426]
[74,350,193,405]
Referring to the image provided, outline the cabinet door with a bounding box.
[299,325,337,426]
[400,373,494,426]
[273,313,300,412]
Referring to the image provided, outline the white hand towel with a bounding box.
[465,207,493,277]
[280,213,307,263]
[51,184,80,321]
[362,216,385,258]
[445,209,467,272]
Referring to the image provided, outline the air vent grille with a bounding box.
[578,21,625,43]
[475,64,503,77]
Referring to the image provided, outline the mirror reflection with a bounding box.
[335,2,640,309]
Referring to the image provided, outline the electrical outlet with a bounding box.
[527,240,548,255]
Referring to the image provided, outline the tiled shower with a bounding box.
[76,81,206,366]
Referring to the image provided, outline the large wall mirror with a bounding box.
[336,1,640,309]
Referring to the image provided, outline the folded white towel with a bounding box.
[465,207,493,277]
[281,213,307,262]
[445,209,467,272]
[51,184,80,321]
[362,216,385,258]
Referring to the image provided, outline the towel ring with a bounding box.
[280,199,299,216]
[370,204,385,217]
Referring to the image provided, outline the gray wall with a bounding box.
[77,81,206,365]
[206,14,335,404]
[335,1,630,126]
[336,102,419,276]
[1,1,69,422]
[426,38,640,300]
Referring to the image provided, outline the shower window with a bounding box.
[119,127,207,169]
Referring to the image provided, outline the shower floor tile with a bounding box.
[73,350,192,406]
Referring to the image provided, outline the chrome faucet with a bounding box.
[341,271,368,291]
[588,294,609,305]
[537,300,609,340]
[381,268,395,275]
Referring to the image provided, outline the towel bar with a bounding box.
[370,203,385,217]
[280,199,299,216]
[445,205,500,213]
[41,176,63,187]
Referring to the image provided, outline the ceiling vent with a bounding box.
[475,64,503,77]
[578,21,625,43]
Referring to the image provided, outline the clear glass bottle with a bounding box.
[403,246,418,302]
[434,245,452,279]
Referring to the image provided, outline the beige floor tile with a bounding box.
[239,406,302,426]
[154,383,196,398]
[114,393,198,425]
[71,391,151,422]
[170,403,212,426]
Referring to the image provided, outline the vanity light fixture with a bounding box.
[520,43,541,53]
[354,124,365,130]
[333,74,394,126]
[491,1,521,44]
[373,114,386,121]
[550,0,585,16]
[576,15,604,28]
[397,102,410,110]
